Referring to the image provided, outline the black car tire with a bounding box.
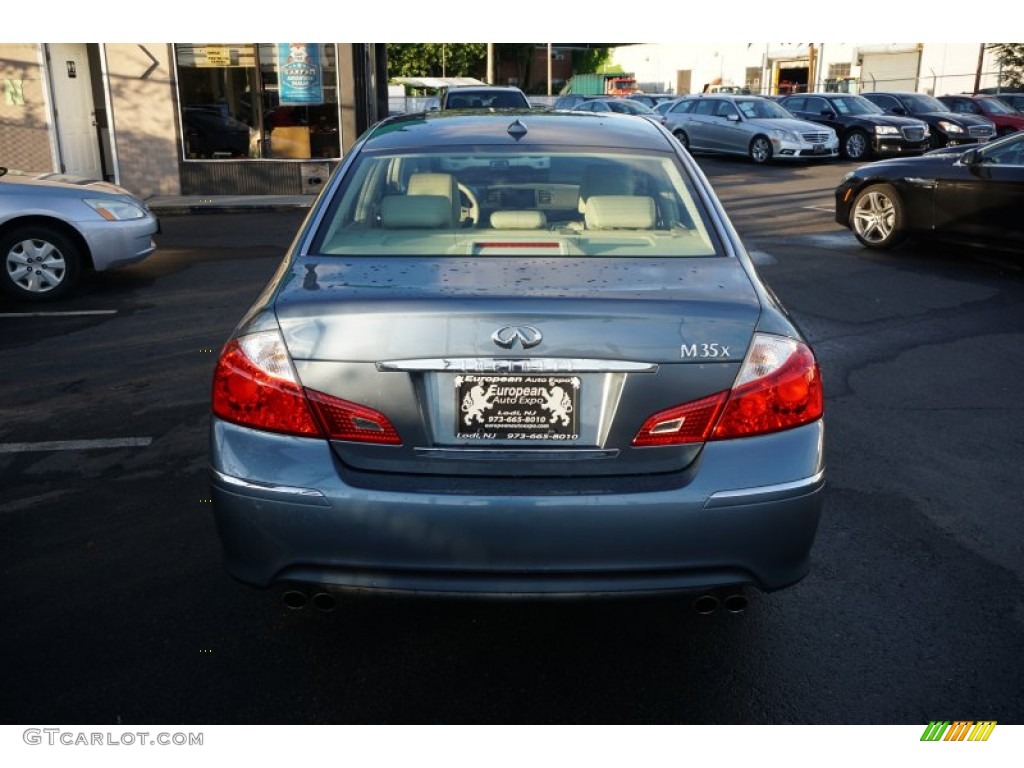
[749,135,773,165]
[673,129,690,150]
[843,129,872,161]
[850,183,907,249]
[0,224,83,301]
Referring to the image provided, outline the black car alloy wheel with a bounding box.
[843,130,871,160]
[850,183,907,249]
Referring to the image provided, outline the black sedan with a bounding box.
[779,93,930,160]
[835,130,1024,251]
[861,91,996,148]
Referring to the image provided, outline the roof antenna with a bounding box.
[507,119,528,140]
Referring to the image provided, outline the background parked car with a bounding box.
[861,91,996,148]
[990,93,1024,112]
[627,93,678,110]
[937,94,1024,136]
[652,97,692,116]
[440,86,531,110]
[835,129,1024,251]
[662,94,838,164]
[0,167,159,301]
[569,97,660,123]
[553,94,607,110]
[779,93,930,160]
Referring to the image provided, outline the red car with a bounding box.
[937,94,1024,137]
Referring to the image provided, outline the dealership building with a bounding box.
[610,43,1010,103]
[0,42,1013,201]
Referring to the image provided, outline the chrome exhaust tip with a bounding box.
[692,594,720,615]
[311,592,338,613]
[282,589,308,610]
[723,593,749,614]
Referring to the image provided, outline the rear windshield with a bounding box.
[310,147,721,259]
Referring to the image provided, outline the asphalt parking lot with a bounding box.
[1,155,1022,725]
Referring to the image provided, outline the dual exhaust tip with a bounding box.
[692,591,749,615]
[282,589,338,613]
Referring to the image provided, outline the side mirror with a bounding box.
[727,113,740,122]
[891,107,906,115]
[820,109,835,117]
[959,148,981,165]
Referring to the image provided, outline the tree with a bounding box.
[988,43,1024,88]
[386,44,487,81]
[495,44,536,93]
[573,46,612,75]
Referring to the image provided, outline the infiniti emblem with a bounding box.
[492,325,542,349]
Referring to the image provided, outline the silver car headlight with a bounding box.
[770,129,799,142]
[938,120,963,134]
[874,125,900,136]
[83,197,148,221]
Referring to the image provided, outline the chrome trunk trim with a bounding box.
[377,358,658,374]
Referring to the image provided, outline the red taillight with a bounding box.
[212,331,401,445]
[712,336,822,440]
[212,338,322,437]
[632,334,823,447]
[306,389,401,445]
[632,392,728,446]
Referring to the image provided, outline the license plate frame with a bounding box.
[455,374,580,441]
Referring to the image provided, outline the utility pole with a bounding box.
[487,43,494,84]
[974,43,986,93]
[548,43,553,95]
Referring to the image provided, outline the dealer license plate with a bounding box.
[456,374,580,441]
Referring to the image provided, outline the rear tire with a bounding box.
[0,224,83,301]
[850,183,907,249]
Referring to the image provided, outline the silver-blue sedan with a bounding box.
[0,168,158,301]
[209,109,826,613]
[663,94,840,164]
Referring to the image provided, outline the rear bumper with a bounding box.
[210,418,825,596]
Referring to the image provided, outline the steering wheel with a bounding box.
[457,182,480,226]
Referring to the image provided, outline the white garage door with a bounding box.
[860,51,921,92]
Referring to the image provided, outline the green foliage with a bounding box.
[573,47,611,74]
[386,44,487,82]
[989,43,1024,87]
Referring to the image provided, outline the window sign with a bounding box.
[278,44,323,105]
[204,46,232,67]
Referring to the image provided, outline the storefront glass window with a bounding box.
[174,43,340,160]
